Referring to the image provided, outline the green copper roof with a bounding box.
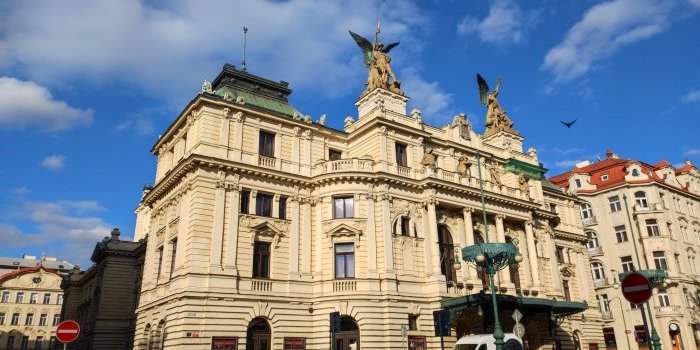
[505,158,547,180]
[213,86,298,117]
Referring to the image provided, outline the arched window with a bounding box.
[590,261,606,281]
[580,203,594,220]
[631,168,640,177]
[393,215,412,236]
[438,225,456,283]
[635,191,648,208]
[247,317,271,350]
[335,316,360,350]
[586,231,599,249]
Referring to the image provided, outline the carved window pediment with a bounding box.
[325,222,363,248]
[560,265,575,277]
[249,221,286,248]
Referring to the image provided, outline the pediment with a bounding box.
[560,265,576,277]
[327,223,362,237]
[250,221,285,236]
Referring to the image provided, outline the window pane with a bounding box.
[335,244,354,253]
[346,254,355,278]
[335,255,345,278]
[344,198,354,218]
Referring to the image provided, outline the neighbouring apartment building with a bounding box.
[551,152,700,350]
[61,228,146,350]
[0,256,74,349]
[129,61,606,350]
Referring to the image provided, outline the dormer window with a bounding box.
[575,179,582,188]
[601,174,609,182]
[631,168,640,177]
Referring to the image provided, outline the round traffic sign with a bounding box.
[621,272,652,304]
[56,320,80,343]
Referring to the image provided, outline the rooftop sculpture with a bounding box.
[350,21,404,97]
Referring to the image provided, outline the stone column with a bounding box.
[301,130,312,176]
[495,215,511,287]
[426,197,442,276]
[463,208,476,282]
[292,127,301,174]
[365,193,378,277]
[288,196,301,277]
[303,198,314,276]
[209,180,226,271]
[223,182,240,275]
[380,193,394,272]
[379,126,388,172]
[312,198,324,276]
[524,221,540,290]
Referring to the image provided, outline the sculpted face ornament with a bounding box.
[32,276,42,284]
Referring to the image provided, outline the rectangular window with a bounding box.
[278,196,287,220]
[16,292,24,303]
[169,238,178,278]
[563,280,571,301]
[645,219,660,236]
[334,243,355,279]
[408,336,427,350]
[43,293,51,304]
[252,241,271,279]
[39,314,47,326]
[653,251,668,270]
[395,143,408,167]
[0,312,4,325]
[575,179,582,188]
[240,189,250,214]
[52,314,60,326]
[408,315,418,331]
[609,196,622,212]
[156,246,164,278]
[615,225,628,242]
[621,256,635,272]
[20,336,28,350]
[29,293,37,304]
[1,291,9,303]
[25,313,33,325]
[555,246,565,264]
[603,327,617,348]
[255,193,273,217]
[333,196,354,219]
[329,149,342,161]
[11,313,19,325]
[258,131,275,157]
[635,326,648,345]
[57,295,63,305]
[36,336,43,350]
[7,336,15,350]
[657,292,671,307]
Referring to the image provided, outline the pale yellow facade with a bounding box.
[555,156,700,350]
[0,267,64,349]
[132,65,605,350]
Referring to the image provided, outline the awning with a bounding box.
[440,292,587,321]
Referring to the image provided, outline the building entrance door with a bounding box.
[246,318,271,350]
[334,316,360,350]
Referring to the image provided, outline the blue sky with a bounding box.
[1,0,699,267]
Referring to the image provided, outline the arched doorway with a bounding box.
[335,316,360,350]
[438,224,456,283]
[474,231,489,290]
[247,317,271,350]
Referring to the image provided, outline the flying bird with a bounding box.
[560,119,577,128]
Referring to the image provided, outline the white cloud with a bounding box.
[682,89,700,103]
[41,155,66,171]
[0,199,113,265]
[457,0,535,45]
[554,159,589,169]
[115,117,156,136]
[11,187,31,196]
[401,68,453,121]
[0,0,427,102]
[542,0,673,81]
[0,77,93,131]
[691,0,700,8]
[684,149,700,157]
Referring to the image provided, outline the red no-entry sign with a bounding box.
[56,320,80,344]
[621,272,652,304]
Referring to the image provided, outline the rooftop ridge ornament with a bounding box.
[350,20,404,97]
[476,73,519,138]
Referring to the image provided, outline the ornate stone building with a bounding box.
[61,228,146,350]
[131,60,605,350]
[0,263,68,349]
[551,153,700,350]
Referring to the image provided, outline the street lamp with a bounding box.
[463,242,522,350]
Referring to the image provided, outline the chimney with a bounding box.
[110,228,121,240]
[605,149,618,159]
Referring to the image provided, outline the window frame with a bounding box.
[615,225,628,242]
[395,142,408,167]
[634,191,648,208]
[608,196,621,212]
[240,189,250,214]
[278,196,287,220]
[255,192,274,217]
[590,262,606,281]
[653,251,668,270]
[645,219,660,237]
[11,313,19,325]
[328,148,343,161]
[258,130,276,158]
[333,196,354,219]
[334,243,355,279]
[252,241,271,279]
[43,293,51,305]
[621,256,635,272]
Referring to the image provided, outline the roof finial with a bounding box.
[242,26,249,71]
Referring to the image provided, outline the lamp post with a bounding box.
[463,242,522,350]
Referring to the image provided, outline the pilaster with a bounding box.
[463,208,476,283]
[524,220,541,291]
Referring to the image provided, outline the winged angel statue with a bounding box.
[477,73,518,137]
[349,24,404,96]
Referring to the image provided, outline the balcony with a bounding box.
[312,158,374,176]
[333,280,357,292]
[257,155,277,169]
[633,202,665,213]
[582,216,598,226]
[587,246,604,257]
[593,278,613,289]
[251,279,272,292]
[654,305,682,315]
[601,310,614,320]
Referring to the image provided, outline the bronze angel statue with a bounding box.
[349,24,404,96]
[477,73,518,137]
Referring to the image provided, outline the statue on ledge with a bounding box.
[350,21,404,96]
[477,73,519,137]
